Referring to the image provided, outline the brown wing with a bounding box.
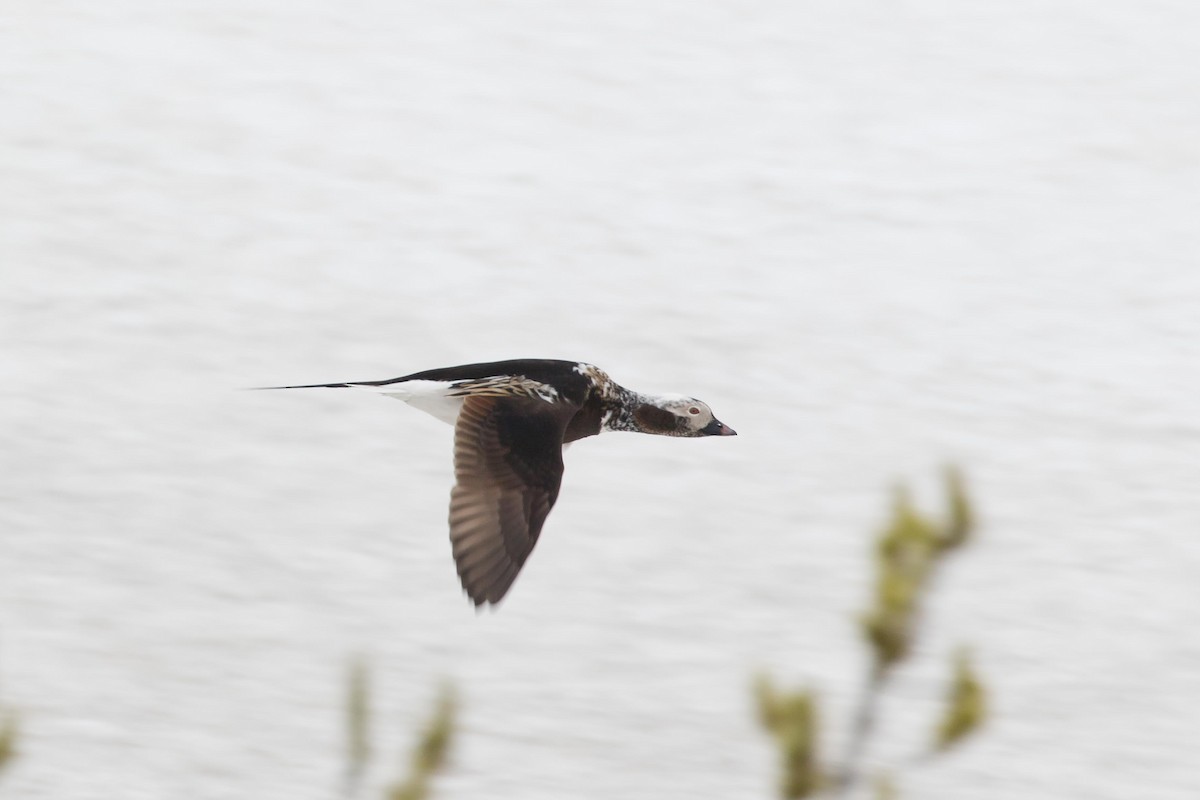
[449,395,576,606]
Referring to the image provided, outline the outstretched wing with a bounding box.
[449,394,577,606]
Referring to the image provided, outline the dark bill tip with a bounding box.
[702,419,737,436]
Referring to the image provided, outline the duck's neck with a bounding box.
[600,386,669,434]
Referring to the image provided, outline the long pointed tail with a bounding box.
[247,382,356,390]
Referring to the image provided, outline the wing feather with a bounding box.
[448,395,576,606]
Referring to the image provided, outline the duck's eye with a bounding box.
[688,407,701,415]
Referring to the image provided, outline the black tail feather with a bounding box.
[247,382,354,390]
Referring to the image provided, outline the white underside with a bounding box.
[349,380,464,426]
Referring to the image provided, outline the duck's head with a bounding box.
[634,395,737,437]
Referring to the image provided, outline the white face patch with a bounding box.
[652,395,715,433]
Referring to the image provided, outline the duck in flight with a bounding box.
[263,359,736,607]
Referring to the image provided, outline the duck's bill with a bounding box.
[702,419,737,436]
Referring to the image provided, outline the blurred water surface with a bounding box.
[2,2,1198,798]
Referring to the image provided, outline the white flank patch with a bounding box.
[348,379,463,426]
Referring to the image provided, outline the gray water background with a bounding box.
[2,1,1199,798]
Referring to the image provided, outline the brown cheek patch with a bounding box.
[634,404,680,433]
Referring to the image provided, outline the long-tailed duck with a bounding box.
[263,359,735,607]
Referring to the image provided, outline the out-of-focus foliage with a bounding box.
[934,650,987,752]
[873,773,898,800]
[0,715,14,777]
[346,658,372,796]
[755,675,824,798]
[0,676,15,777]
[940,467,973,552]
[388,683,457,800]
[341,659,456,800]
[757,468,988,799]
[860,467,976,675]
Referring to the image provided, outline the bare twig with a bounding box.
[833,665,886,797]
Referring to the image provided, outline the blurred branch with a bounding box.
[388,682,457,800]
[0,646,15,779]
[759,468,988,799]
[837,468,978,795]
[0,712,14,779]
[933,649,987,753]
[0,676,14,779]
[873,773,898,800]
[342,658,457,800]
[345,657,372,798]
[837,666,886,798]
[755,674,824,798]
[940,467,974,552]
